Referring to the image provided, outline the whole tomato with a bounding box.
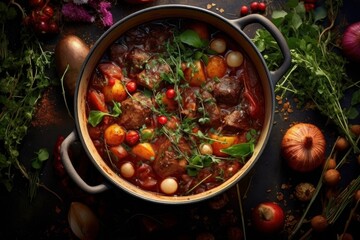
[29,0,45,8]
[252,202,285,234]
[125,130,140,146]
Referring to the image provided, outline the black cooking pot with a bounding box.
[60,4,291,204]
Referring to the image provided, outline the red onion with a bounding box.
[342,22,360,62]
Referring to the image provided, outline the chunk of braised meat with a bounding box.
[144,24,172,52]
[136,57,171,90]
[118,92,153,129]
[126,47,151,75]
[109,43,128,67]
[201,91,221,127]
[177,137,192,155]
[181,87,197,118]
[124,27,147,46]
[223,109,249,131]
[153,139,186,179]
[214,76,242,106]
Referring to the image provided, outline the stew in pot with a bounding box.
[85,20,265,196]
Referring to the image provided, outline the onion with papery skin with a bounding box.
[342,22,360,62]
[55,35,90,97]
[281,123,326,172]
[68,202,99,240]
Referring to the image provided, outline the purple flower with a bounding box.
[62,3,95,23]
[98,1,113,27]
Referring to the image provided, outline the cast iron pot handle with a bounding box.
[60,130,111,193]
[230,14,291,84]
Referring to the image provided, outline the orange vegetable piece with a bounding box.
[184,60,206,87]
[209,133,239,157]
[102,79,127,103]
[206,55,227,79]
[104,124,126,146]
[132,143,156,161]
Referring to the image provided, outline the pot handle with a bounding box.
[231,14,291,84]
[60,130,111,193]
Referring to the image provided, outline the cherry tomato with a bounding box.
[47,21,59,34]
[32,9,50,22]
[42,5,54,18]
[157,115,168,125]
[240,6,249,16]
[252,202,285,234]
[186,22,209,40]
[258,2,267,12]
[305,0,317,3]
[304,3,315,12]
[29,0,45,8]
[108,77,116,86]
[250,2,259,12]
[126,81,137,93]
[165,88,176,99]
[34,20,49,35]
[125,130,140,146]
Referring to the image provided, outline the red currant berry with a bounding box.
[165,88,176,99]
[126,81,137,93]
[157,116,168,125]
[240,6,249,16]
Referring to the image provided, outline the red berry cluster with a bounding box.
[24,0,60,38]
[301,0,317,12]
[240,1,267,16]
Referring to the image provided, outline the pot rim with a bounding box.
[73,4,279,204]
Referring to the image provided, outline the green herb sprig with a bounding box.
[0,2,54,191]
[88,101,122,127]
[252,0,359,151]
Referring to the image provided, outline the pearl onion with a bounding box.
[210,38,227,54]
[160,178,178,195]
[120,162,135,178]
[226,51,244,67]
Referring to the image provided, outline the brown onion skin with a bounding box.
[55,35,90,97]
[281,123,326,172]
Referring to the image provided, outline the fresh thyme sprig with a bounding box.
[0,3,53,191]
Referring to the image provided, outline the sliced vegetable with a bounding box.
[210,134,239,157]
[132,143,156,161]
[88,89,108,112]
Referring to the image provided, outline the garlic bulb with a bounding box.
[68,202,100,240]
